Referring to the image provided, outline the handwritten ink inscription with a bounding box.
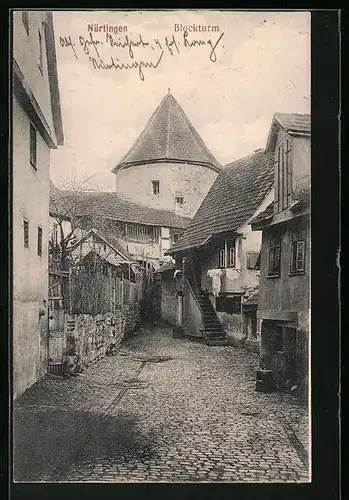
[59,30,224,81]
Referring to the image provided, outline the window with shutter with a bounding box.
[268,233,281,277]
[290,229,306,274]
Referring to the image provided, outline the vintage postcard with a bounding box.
[12,9,311,483]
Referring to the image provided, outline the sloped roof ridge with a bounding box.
[168,149,275,253]
[117,94,168,167]
[50,183,192,229]
[168,94,222,169]
[113,92,221,171]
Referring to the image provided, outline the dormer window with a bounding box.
[275,138,292,213]
[152,180,160,195]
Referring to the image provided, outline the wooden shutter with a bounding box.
[283,142,288,209]
[296,241,305,271]
[274,150,279,213]
[286,139,293,206]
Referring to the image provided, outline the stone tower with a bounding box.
[111,91,222,218]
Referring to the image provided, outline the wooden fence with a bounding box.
[70,266,142,316]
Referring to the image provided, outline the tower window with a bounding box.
[175,196,184,206]
[152,180,160,195]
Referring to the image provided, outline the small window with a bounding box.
[175,196,184,206]
[37,226,43,256]
[22,12,29,34]
[290,229,306,274]
[152,180,160,195]
[217,241,235,268]
[173,233,179,243]
[268,233,281,277]
[30,123,37,168]
[23,220,29,248]
[218,248,225,268]
[228,241,235,268]
[38,29,43,74]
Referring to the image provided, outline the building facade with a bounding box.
[251,113,310,392]
[168,150,275,347]
[111,91,222,219]
[13,11,64,397]
[49,187,191,270]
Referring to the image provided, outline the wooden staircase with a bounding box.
[184,276,233,346]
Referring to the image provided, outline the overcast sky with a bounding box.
[50,10,310,191]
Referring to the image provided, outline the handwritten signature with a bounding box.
[59,31,225,81]
[89,51,164,81]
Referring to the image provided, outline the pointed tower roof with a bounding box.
[112,92,222,174]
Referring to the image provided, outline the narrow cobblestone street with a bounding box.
[14,324,310,483]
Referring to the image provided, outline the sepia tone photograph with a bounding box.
[12,9,311,483]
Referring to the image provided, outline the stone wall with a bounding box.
[63,300,141,372]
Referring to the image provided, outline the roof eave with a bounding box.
[251,216,273,231]
[44,13,64,145]
[266,115,311,152]
[13,58,57,149]
[112,157,222,174]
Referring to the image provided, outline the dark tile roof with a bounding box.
[50,185,191,230]
[168,150,275,253]
[274,113,311,135]
[112,92,222,173]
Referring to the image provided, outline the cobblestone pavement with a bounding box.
[14,324,310,483]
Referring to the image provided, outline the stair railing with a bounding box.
[184,276,205,318]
